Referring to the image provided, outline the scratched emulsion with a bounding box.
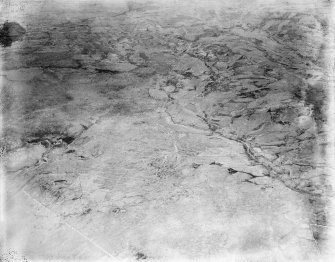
[0,0,334,261]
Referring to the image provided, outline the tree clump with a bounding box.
[0,21,26,47]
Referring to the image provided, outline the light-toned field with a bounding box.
[1,0,334,261]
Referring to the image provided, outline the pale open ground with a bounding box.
[1,0,335,261]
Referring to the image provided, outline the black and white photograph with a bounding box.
[1,0,335,261]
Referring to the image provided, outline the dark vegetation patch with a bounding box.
[237,88,269,99]
[25,130,75,148]
[305,83,327,125]
[66,149,76,154]
[62,136,75,144]
[54,179,67,183]
[228,168,238,174]
[95,68,121,74]
[180,71,194,78]
[65,94,74,101]
[0,21,26,47]
[268,107,296,125]
[166,77,179,86]
[210,161,223,166]
[135,252,147,260]
[192,163,201,169]
[81,208,92,216]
